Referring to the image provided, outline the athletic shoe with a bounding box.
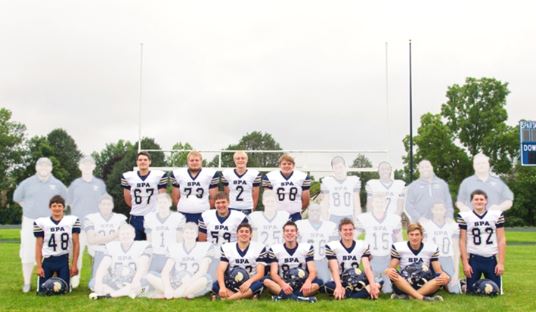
[295,295,317,303]
[390,293,409,300]
[423,295,443,301]
[89,293,111,300]
[272,295,283,301]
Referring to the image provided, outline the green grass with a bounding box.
[0,229,534,311]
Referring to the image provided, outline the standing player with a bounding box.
[222,151,261,215]
[264,221,323,302]
[405,160,453,222]
[144,193,186,255]
[457,189,506,294]
[421,202,461,293]
[262,154,311,221]
[198,192,248,246]
[213,223,267,300]
[121,152,168,240]
[296,204,338,281]
[13,157,68,292]
[356,194,402,293]
[34,195,80,293]
[249,190,290,247]
[170,151,220,224]
[365,161,406,216]
[320,156,361,224]
[84,194,127,290]
[456,153,513,212]
[145,222,216,299]
[385,224,450,301]
[67,156,107,288]
[324,218,380,299]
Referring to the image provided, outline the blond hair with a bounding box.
[407,223,424,235]
[278,153,295,165]
[187,150,203,161]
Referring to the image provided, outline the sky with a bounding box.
[1,0,535,171]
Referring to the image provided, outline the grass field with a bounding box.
[0,228,535,311]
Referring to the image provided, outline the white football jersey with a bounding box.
[421,219,459,257]
[457,210,505,257]
[221,169,261,211]
[356,213,402,257]
[167,242,217,275]
[325,240,371,274]
[248,211,290,247]
[296,220,338,260]
[268,243,314,276]
[262,170,311,214]
[170,168,220,214]
[320,176,361,217]
[220,241,267,276]
[366,179,406,215]
[199,210,247,246]
[391,241,439,270]
[144,211,186,254]
[33,216,81,257]
[104,240,152,282]
[121,170,168,216]
[84,212,127,253]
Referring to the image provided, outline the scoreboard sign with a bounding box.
[520,120,536,166]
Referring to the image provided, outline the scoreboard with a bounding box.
[520,120,536,166]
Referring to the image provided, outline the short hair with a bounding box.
[470,189,488,200]
[283,220,298,231]
[36,157,52,167]
[237,223,252,233]
[49,195,65,207]
[213,191,229,202]
[187,151,203,161]
[338,218,355,231]
[137,151,151,161]
[233,151,248,159]
[407,223,424,235]
[331,156,346,167]
[278,153,295,165]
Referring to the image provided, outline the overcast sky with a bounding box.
[1,0,535,170]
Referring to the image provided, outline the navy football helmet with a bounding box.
[400,262,434,288]
[39,277,68,295]
[283,267,309,290]
[224,267,250,291]
[341,267,368,291]
[472,279,500,296]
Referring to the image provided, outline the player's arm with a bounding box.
[217,259,230,298]
[269,261,292,294]
[197,216,207,241]
[327,258,345,299]
[459,228,472,277]
[71,232,80,276]
[252,186,260,211]
[362,256,380,299]
[301,246,317,293]
[158,173,168,194]
[170,172,180,206]
[385,245,401,280]
[301,175,311,210]
[496,227,506,275]
[209,172,221,209]
[35,237,44,277]
[121,174,132,207]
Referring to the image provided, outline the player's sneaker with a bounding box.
[272,295,283,301]
[423,295,443,301]
[22,284,31,293]
[89,293,111,300]
[390,293,409,300]
[296,295,317,303]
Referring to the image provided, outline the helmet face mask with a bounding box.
[473,279,500,296]
[225,267,250,292]
[39,277,69,295]
[341,267,367,291]
[400,263,434,289]
[283,267,309,290]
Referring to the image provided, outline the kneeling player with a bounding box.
[34,195,80,294]
[212,223,267,300]
[264,221,323,302]
[90,224,152,299]
[324,218,380,299]
[385,224,449,301]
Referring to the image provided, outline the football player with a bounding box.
[356,193,402,293]
[456,153,513,212]
[13,157,68,292]
[421,202,461,293]
[145,222,216,299]
[67,156,107,288]
[121,152,168,240]
[262,154,311,221]
[457,189,506,294]
[85,194,127,290]
[320,156,361,223]
[296,204,338,281]
[222,151,262,215]
[170,151,220,223]
[264,221,323,302]
[385,224,450,301]
[198,192,248,246]
[212,223,267,300]
[249,190,290,247]
[90,224,152,299]
[324,218,380,299]
[365,161,405,216]
[34,195,80,293]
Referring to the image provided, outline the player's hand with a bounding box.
[300,280,312,295]
[436,272,450,285]
[239,280,252,293]
[333,284,345,300]
[369,283,381,299]
[282,282,293,295]
[385,268,398,280]
[36,266,45,278]
[219,287,230,298]
[463,263,473,278]
[495,263,504,276]
[70,266,79,277]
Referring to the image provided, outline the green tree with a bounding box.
[47,129,83,184]
[167,142,194,167]
[219,131,283,168]
[0,108,26,208]
[506,164,536,226]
